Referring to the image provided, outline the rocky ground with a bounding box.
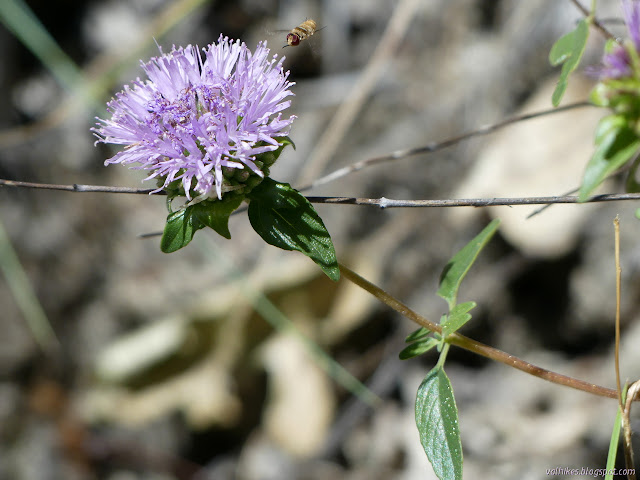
[0,0,638,479]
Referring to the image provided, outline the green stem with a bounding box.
[436,343,450,369]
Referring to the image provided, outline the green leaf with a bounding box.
[255,136,296,167]
[437,220,500,310]
[565,20,588,73]
[551,76,569,108]
[625,155,640,193]
[579,115,640,201]
[590,75,640,109]
[160,194,245,252]
[415,367,463,480]
[442,301,476,337]
[399,337,440,360]
[549,28,578,66]
[277,135,295,150]
[589,81,610,108]
[248,177,340,281]
[405,327,431,343]
[192,194,244,239]
[161,206,204,253]
[550,19,589,106]
[594,114,626,144]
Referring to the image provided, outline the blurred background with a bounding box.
[1,0,639,478]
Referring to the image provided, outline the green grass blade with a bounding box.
[197,236,380,408]
[605,405,623,480]
[0,218,59,353]
[0,0,85,92]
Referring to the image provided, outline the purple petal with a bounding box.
[623,0,640,52]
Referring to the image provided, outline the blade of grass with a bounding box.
[0,0,91,101]
[0,0,210,148]
[0,218,59,354]
[605,401,623,480]
[196,236,380,408]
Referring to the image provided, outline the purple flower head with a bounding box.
[592,0,640,79]
[93,36,296,200]
[598,44,633,78]
[622,0,640,51]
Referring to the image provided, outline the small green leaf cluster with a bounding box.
[549,14,640,201]
[581,40,640,200]
[403,220,500,480]
[160,137,339,281]
[400,219,500,361]
[161,193,245,251]
[580,112,640,201]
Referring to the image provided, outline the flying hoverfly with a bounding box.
[282,19,320,48]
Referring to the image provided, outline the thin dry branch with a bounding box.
[0,101,594,201]
[298,0,422,185]
[4,178,640,210]
[301,102,592,191]
[0,179,161,195]
[615,216,623,411]
[339,263,619,400]
[305,192,640,208]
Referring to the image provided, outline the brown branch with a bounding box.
[569,0,617,41]
[615,217,623,410]
[339,262,619,400]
